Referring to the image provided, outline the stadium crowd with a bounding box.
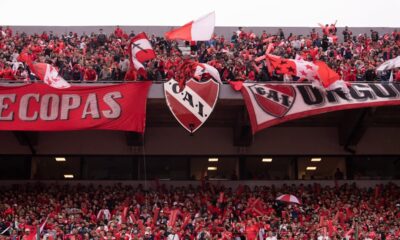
[0,182,399,240]
[0,25,400,83]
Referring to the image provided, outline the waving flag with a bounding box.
[165,12,215,41]
[376,56,400,71]
[31,63,71,89]
[315,61,348,92]
[128,32,155,79]
[266,54,318,80]
[129,32,156,62]
[193,63,222,84]
[131,57,148,79]
[18,51,70,89]
[266,54,348,92]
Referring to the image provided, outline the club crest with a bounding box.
[164,79,219,133]
[249,84,296,118]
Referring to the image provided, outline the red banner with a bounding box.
[0,82,151,132]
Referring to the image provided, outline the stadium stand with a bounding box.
[0,26,399,82]
[0,182,400,239]
[1,23,400,240]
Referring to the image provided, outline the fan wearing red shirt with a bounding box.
[245,220,259,240]
[83,65,98,81]
[2,67,16,80]
[124,67,138,81]
[114,26,124,39]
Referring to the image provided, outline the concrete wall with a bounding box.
[1,127,400,155]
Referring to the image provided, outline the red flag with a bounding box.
[218,192,224,203]
[152,207,160,226]
[245,198,268,216]
[314,61,340,88]
[122,206,128,224]
[228,80,244,91]
[168,209,180,227]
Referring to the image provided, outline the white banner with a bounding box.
[241,82,400,133]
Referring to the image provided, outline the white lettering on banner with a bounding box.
[164,81,213,122]
[82,93,100,119]
[60,95,81,120]
[0,92,124,122]
[102,92,122,119]
[241,83,400,133]
[19,94,39,121]
[0,94,16,121]
[40,94,59,121]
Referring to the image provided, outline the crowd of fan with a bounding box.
[0,183,399,240]
[0,25,400,82]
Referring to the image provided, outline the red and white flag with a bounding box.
[266,54,318,81]
[276,194,301,204]
[314,60,349,92]
[18,51,70,89]
[131,57,148,79]
[165,12,215,41]
[193,63,222,84]
[31,63,71,89]
[129,32,156,63]
[128,32,155,79]
[266,54,348,92]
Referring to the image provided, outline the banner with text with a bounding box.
[0,83,151,132]
[241,82,400,134]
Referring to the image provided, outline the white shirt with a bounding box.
[167,233,179,240]
[317,236,330,240]
[266,236,277,240]
[119,59,129,72]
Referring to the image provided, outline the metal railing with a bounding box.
[0,79,392,85]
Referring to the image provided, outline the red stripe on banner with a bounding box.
[254,94,288,117]
[166,91,202,130]
[0,83,151,132]
[186,80,219,107]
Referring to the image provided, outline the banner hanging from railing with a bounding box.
[164,78,219,133]
[0,82,151,132]
[240,82,400,134]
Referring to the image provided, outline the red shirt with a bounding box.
[114,27,124,38]
[124,68,137,81]
[2,69,15,80]
[84,68,97,81]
